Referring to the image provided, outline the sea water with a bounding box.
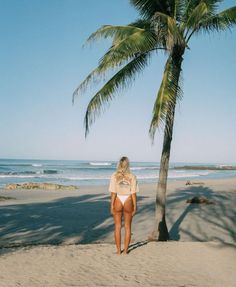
[0,158,236,188]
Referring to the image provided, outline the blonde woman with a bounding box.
[108,156,139,255]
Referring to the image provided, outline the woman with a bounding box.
[108,156,139,255]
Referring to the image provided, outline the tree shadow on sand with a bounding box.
[167,185,236,245]
[0,193,153,253]
[0,183,235,255]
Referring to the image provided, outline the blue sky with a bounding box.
[0,0,235,163]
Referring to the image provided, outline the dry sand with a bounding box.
[0,177,236,286]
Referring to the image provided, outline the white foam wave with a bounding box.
[32,164,43,167]
[61,176,111,180]
[215,164,229,168]
[89,162,112,166]
[0,175,37,178]
[168,171,210,178]
[58,174,156,180]
[0,170,213,181]
[0,174,207,181]
[136,175,158,179]
[130,167,158,170]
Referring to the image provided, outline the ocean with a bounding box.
[0,158,236,188]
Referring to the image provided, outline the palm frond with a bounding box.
[183,1,209,37]
[196,6,236,34]
[84,25,144,47]
[73,27,157,103]
[129,18,153,29]
[174,0,187,22]
[182,0,222,20]
[83,52,151,137]
[72,65,105,105]
[152,11,187,49]
[203,0,223,15]
[149,57,172,141]
[112,19,154,45]
[98,29,157,68]
[149,51,183,144]
[129,0,175,19]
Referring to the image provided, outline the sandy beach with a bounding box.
[0,177,236,286]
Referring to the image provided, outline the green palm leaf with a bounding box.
[84,25,144,47]
[129,0,176,18]
[83,52,152,137]
[149,51,183,143]
[173,0,186,22]
[183,0,221,20]
[197,6,236,33]
[74,0,236,144]
[73,26,157,103]
[98,29,157,68]
[183,1,209,37]
[153,11,187,49]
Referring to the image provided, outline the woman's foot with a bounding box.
[116,250,121,255]
[122,249,129,255]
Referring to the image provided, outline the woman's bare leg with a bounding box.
[123,196,133,254]
[113,197,123,254]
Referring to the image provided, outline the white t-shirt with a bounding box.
[108,172,139,195]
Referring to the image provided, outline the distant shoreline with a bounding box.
[1,159,236,188]
[173,165,236,170]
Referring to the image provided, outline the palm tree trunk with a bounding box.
[150,47,184,241]
[152,102,175,240]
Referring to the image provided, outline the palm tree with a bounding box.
[72,0,236,241]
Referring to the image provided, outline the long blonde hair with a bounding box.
[114,156,131,181]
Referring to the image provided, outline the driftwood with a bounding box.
[0,195,16,201]
[186,196,214,204]
[5,182,78,190]
[185,180,205,186]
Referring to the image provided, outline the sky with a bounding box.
[0,0,235,163]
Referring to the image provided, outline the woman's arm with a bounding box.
[131,175,138,216]
[109,173,117,215]
[110,192,117,215]
[131,193,137,216]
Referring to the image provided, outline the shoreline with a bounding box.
[1,160,236,190]
[1,170,236,188]
[1,175,236,197]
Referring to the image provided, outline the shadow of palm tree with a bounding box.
[167,185,236,244]
[169,203,197,240]
[128,240,149,253]
[0,193,153,252]
[0,194,108,248]
[0,183,235,256]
